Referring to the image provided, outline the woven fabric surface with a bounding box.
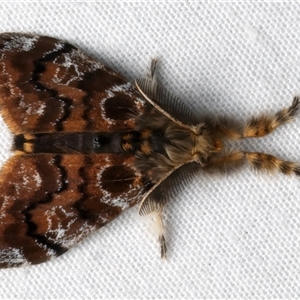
[0,2,300,299]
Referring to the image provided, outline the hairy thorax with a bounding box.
[134,109,216,184]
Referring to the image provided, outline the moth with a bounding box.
[0,32,299,268]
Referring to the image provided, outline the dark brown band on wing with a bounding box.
[30,42,75,131]
[74,155,122,224]
[22,155,68,258]
[1,154,69,265]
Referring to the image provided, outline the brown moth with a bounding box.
[0,32,299,268]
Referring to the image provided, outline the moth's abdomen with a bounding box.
[13,130,158,156]
[14,132,124,154]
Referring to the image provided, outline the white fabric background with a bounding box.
[0,2,300,299]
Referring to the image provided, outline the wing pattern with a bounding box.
[0,33,149,267]
[0,32,145,134]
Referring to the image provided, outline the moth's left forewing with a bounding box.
[0,153,146,267]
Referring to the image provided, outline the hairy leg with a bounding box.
[208,97,300,140]
[205,150,300,176]
[147,58,158,83]
[139,196,167,258]
[243,96,300,138]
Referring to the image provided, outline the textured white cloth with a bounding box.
[0,2,300,299]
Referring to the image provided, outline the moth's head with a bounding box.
[163,122,215,166]
[189,123,223,165]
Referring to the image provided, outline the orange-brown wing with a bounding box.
[0,33,152,268]
[0,32,145,134]
[0,153,147,268]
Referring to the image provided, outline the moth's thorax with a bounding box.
[132,117,216,184]
[161,123,214,165]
